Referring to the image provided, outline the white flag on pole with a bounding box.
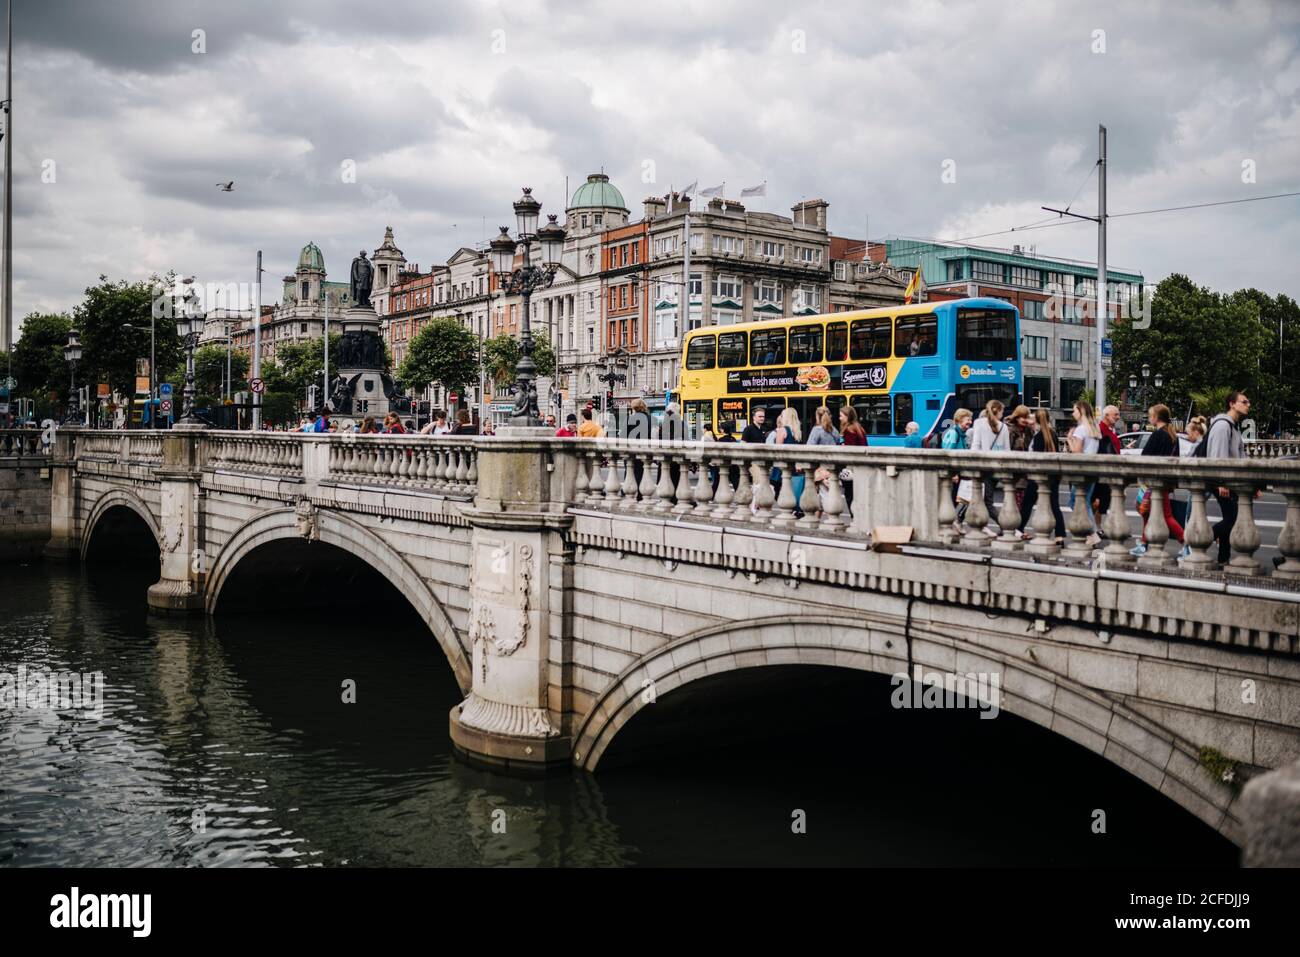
[681,180,698,197]
[740,182,766,198]
[700,184,724,197]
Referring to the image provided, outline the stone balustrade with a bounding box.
[204,433,303,476]
[323,433,477,497]
[1246,440,1300,459]
[0,429,47,457]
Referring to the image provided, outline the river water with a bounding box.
[0,559,1236,867]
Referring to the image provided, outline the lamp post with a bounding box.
[1127,363,1163,420]
[488,188,566,427]
[62,328,82,426]
[176,284,206,428]
[597,349,629,421]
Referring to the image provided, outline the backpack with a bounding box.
[1196,417,1230,458]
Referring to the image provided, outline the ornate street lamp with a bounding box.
[176,284,207,427]
[63,328,83,426]
[1129,364,1162,414]
[492,189,566,427]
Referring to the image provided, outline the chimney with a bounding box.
[643,196,666,220]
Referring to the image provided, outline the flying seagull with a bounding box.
[215,181,234,191]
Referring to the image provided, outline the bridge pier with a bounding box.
[448,428,576,774]
[42,427,82,561]
[145,430,207,615]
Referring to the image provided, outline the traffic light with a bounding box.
[307,384,319,410]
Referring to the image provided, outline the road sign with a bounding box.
[160,383,173,397]
[160,399,173,415]
[250,377,265,394]
[1100,355,1113,368]
[1100,337,1113,357]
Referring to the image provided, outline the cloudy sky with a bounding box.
[7,0,1300,329]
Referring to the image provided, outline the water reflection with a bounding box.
[0,560,1236,867]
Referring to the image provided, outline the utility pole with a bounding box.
[1042,123,1108,410]
[2,0,12,365]
[253,248,263,429]
[322,283,329,410]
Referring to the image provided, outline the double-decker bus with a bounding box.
[676,297,1022,444]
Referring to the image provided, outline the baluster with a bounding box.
[574,447,590,500]
[1138,484,1174,568]
[1274,489,1300,579]
[636,453,656,511]
[671,455,694,515]
[415,446,429,484]
[937,467,959,544]
[466,449,477,488]
[962,470,992,547]
[730,454,753,522]
[710,456,735,518]
[750,461,775,526]
[397,443,412,483]
[771,462,796,529]
[653,454,675,513]
[819,464,846,531]
[1063,474,1095,560]
[1181,485,1216,571]
[796,463,820,529]
[691,455,714,516]
[388,443,402,481]
[602,453,621,503]
[1227,484,1263,575]
[432,447,448,489]
[1025,471,1060,557]
[619,454,638,505]
[372,444,388,480]
[585,452,603,505]
[1100,477,1133,564]
[454,447,469,484]
[990,474,1023,550]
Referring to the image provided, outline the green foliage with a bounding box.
[1197,745,1240,793]
[261,391,298,426]
[1187,386,1234,419]
[10,312,72,414]
[1108,274,1289,431]
[164,344,250,402]
[481,331,555,384]
[399,317,479,395]
[74,275,184,415]
[273,334,342,396]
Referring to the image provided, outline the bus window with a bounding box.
[683,399,713,438]
[686,334,716,370]
[895,313,938,357]
[825,321,848,362]
[850,317,891,360]
[852,394,892,436]
[788,323,824,364]
[751,397,784,433]
[750,328,787,366]
[956,307,1018,361]
[894,393,914,434]
[718,331,747,368]
[718,397,747,429]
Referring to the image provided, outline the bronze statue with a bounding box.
[350,250,373,309]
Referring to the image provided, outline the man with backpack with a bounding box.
[1203,391,1250,565]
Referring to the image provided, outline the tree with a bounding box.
[165,344,250,409]
[274,334,342,398]
[399,317,479,396]
[1188,386,1234,420]
[481,331,556,384]
[74,275,184,419]
[9,312,72,418]
[1107,274,1270,425]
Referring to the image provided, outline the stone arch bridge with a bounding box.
[36,426,1300,849]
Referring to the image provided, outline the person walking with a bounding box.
[807,406,840,447]
[771,407,805,514]
[359,415,379,434]
[960,400,1008,536]
[555,413,578,438]
[742,407,767,443]
[578,407,605,438]
[838,406,866,514]
[381,412,406,434]
[902,421,924,448]
[1019,409,1065,544]
[1206,391,1250,565]
[451,408,478,435]
[1130,403,1185,557]
[1067,399,1102,547]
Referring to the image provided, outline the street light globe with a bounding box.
[64,329,83,363]
[513,187,541,238]
[1154,374,1164,389]
[1129,375,1138,390]
[489,226,517,279]
[1141,362,1151,379]
[537,214,565,268]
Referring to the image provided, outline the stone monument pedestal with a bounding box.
[331,306,391,422]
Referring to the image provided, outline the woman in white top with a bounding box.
[958,400,1008,535]
[1067,399,1102,542]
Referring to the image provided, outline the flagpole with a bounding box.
[2,0,12,367]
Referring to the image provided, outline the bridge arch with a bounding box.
[205,506,471,691]
[81,487,161,562]
[573,614,1241,842]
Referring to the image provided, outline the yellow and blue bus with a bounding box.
[676,297,1022,444]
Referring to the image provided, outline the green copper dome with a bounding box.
[569,173,627,211]
[298,241,325,271]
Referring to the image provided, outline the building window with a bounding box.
[1023,335,1049,361]
[1024,376,1053,408]
[594,213,604,225]
[1059,377,1088,405]
[796,246,820,264]
[755,279,782,305]
[972,260,1003,283]
[1060,338,1083,364]
[690,231,703,252]
[581,214,589,228]
[1009,266,1041,289]
[588,292,595,313]
[758,240,784,259]
[834,261,846,280]
[688,272,702,298]
[301,281,309,300]
[1022,299,1043,321]
[792,284,820,312]
[713,274,741,300]
[631,244,640,264]
[300,322,307,334]
[946,261,964,282]
[588,326,594,351]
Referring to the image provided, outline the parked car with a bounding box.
[1118,430,1195,456]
